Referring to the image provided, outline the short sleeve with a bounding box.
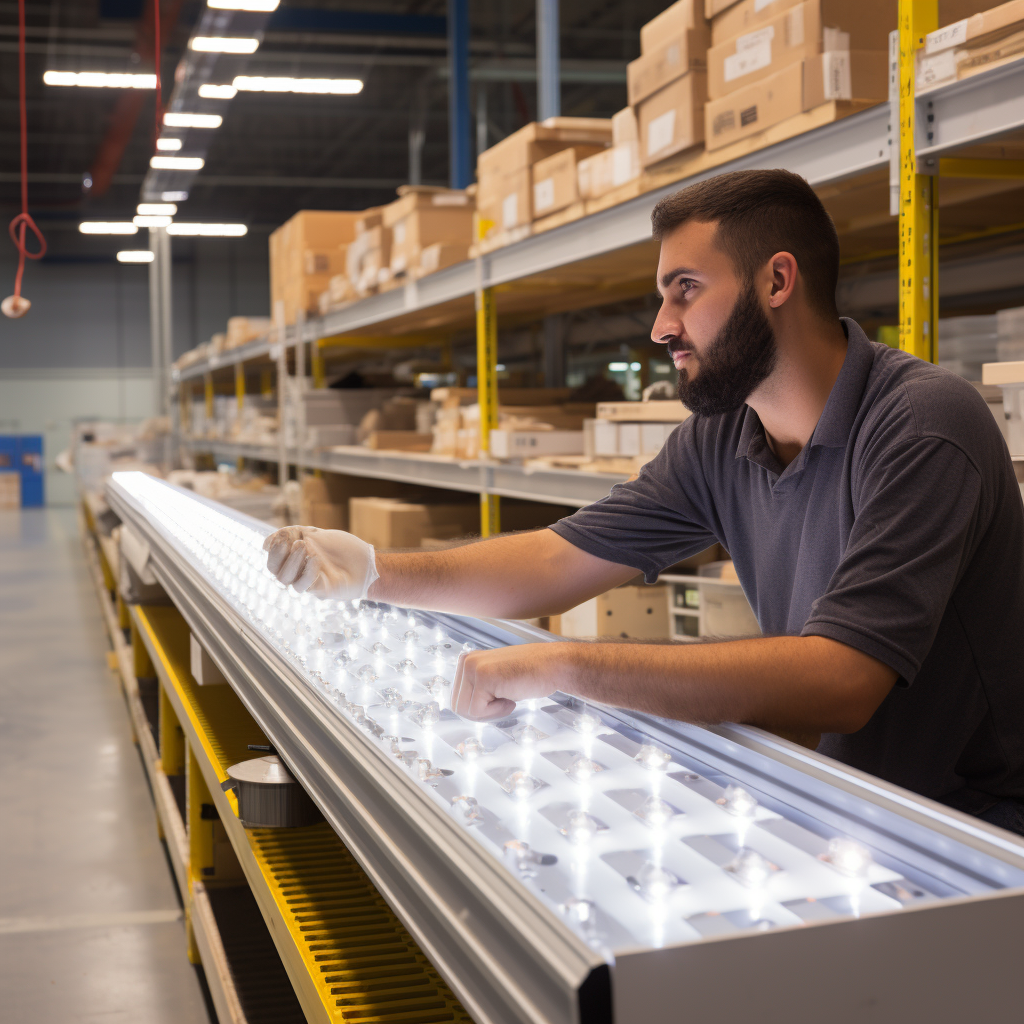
[549,419,720,583]
[802,436,983,683]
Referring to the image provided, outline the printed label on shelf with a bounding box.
[926,18,968,54]
[916,49,958,90]
[822,50,852,100]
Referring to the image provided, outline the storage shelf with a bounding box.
[181,436,627,507]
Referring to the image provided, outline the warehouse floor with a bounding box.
[0,508,212,1023]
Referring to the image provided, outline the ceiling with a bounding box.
[0,0,671,249]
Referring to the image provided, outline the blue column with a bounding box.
[447,0,471,189]
[536,0,560,120]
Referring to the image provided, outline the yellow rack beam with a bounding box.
[131,604,473,1024]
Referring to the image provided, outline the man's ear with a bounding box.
[767,251,798,308]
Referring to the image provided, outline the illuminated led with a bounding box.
[718,784,758,817]
[630,862,681,902]
[134,215,172,228]
[451,794,483,824]
[198,83,238,99]
[566,755,604,783]
[504,840,556,877]
[560,897,597,928]
[371,642,391,654]
[565,810,600,845]
[411,702,440,727]
[401,630,419,643]
[395,658,417,673]
[823,838,872,877]
[492,768,547,800]
[417,759,445,782]
[457,737,486,760]
[633,796,676,828]
[634,744,672,771]
[425,675,449,695]
[357,666,377,683]
[573,712,602,735]
[156,138,182,151]
[724,848,776,888]
[510,723,547,746]
[379,687,405,708]
[116,250,154,263]
[137,203,177,215]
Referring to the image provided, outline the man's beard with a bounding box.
[675,283,777,417]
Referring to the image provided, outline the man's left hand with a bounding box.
[451,644,566,720]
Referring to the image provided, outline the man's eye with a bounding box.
[677,279,695,295]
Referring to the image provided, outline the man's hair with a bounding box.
[650,168,840,320]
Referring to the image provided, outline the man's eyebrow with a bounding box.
[659,266,700,289]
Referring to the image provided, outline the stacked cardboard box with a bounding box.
[299,474,405,532]
[704,0,893,151]
[269,210,361,324]
[475,118,612,248]
[349,496,481,548]
[584,399,692,473]
[629,0,711,168]
[577,108,642,201]
[917,0,1024,90]
[225,316,271,350]
[346,208,390,298]
[383,186,474,283]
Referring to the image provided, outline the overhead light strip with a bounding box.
[150,156,205,170]
[207,0,279,9]
[163,112,223,128]
[117,251,155,263]
[44,71,155,88]
[232,75,363,95]
[79,222,138,235]
[191,37,260,54]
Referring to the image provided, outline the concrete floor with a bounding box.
[0,508,212,1023]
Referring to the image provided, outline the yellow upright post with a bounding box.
[235,362,245,410]
[204,371,214,420]
[476,284,500,537]
[311,338,325,389]
[260,366,273,396]
[185,744,213,963]
[898,0,939,363]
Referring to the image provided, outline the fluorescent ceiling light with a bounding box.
[134,215,173,228]
[161,191,188,201]
[191,36,259,54]
[608,362,629,372]
[117,251,155,263]
[232,75,363,95]
[150,155,205,170]
[156,138,182,151]
[207,0,279,9]
[168,223,247,237]
[79,222,138,235]
[44,70,155,88]
[137,203,177,215]
[164,112,223,129]
[198,83,237,99]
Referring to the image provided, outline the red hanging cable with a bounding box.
[3,0,46,319]
[153,0,162,145]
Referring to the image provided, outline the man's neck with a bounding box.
[748,314,849,469]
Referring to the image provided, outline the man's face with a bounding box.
[651,219,777,417]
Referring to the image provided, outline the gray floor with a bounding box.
[0,508,212,1023]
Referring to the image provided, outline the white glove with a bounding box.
[262,526,378,602]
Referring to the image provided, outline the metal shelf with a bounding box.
[181,437,626,507]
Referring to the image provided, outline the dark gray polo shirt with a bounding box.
[551,319,1024,815]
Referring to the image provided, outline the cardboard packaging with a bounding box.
[348,496,480,548]
[706,0,895,100]
[706,0,741,17]
[628,28,710,105]
[638,71,709,166]
[383,186,474,279]
[489,429,585,459]
[559,585,671,639]
[299,473,404,532]
[612,106,639,145]
[417,241,470,277]
[917,0,1024,90]
[577,143,642,200]
[531,147,596,218]
[641,0,707,53]
[705,49,888,150]
[269,210,361,323]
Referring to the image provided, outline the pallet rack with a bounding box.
[79,494,472,1024]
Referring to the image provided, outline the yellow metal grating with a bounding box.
[250,825,475,1023]
[134,605,475,1024]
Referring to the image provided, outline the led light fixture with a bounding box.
[167,223,247,237]
[198,84,238,99]
[137,203,177,216]
[163,112,223,129]
[79,222,138,235]
[133,215,172,228]
[150,156,205,170]
[161,191,188,202]
[156,138,182,151]
[232,75,363,95]
[116,251,155,263]
[191,36,260,54]
[44,70,155,88]
[208,0,279,9]
[105,470,1024,1001]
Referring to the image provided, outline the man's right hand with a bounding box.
[263,526,378,602]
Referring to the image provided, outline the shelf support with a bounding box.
[938,158,1024,179]
[204,372,214,421]
[476,283,500,537]
[898,0,938,364]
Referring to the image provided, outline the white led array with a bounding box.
[113,473,954,954]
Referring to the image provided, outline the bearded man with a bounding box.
[263,168,1024,834]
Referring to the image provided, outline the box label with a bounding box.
[712,109,737,135]
[431,193,468,205]
[534,176,556,213]
[916,49,957,90]
[739,104,759,127]
[736,25,774,52]
[822,50,852,100]
[393,220,407,245]
[724,40,772,81]
[926,18,968,55]
[612,144,635,186]
[502,191,519,229]
[754,0,777,10]
[785,5,803,47]
[646,108,676,156]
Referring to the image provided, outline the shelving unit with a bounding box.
[173,50,1024,529]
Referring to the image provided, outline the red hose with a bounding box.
[5,0,46,315]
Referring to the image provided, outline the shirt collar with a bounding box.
[735,318,874,465]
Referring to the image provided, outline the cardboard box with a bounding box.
[918,0,1024,89]
[611,106,638,146]
[714,0,896,50]
[364,430,434,451]
[559,585,671,639]
[577,143,642,200]
[225,316,271,349]
[477,117,613,181]
[707,0,895,100]
[597,400,692,421]
[641,0,707,53]
[531,147,595,218]
[478,165,533,232]
[490,429,585,458]
[711,0,801,46]
[417,241,470,276]
[705,50,888,150]
[383,187,474,279]
[349,496,480,548]
[638,71,708,166]
[304,501,348,530]
[706,0,741,17]
[628,28,710,104]
[299,473,404,532]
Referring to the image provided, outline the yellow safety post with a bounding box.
[939,158,1024,180]
[204,371,214,419]
[131,618,154,679]
[260,366,273,395]
[898,0,939,363]
[311,337,325,389]
[186,743,214,963]
[179,381,190,436]
[159,685,185,778]
[476,284,500,537]
[234,362,245,410]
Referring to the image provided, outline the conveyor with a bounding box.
[106,470,1024,1024]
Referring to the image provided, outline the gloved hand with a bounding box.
[262,526,378,602]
